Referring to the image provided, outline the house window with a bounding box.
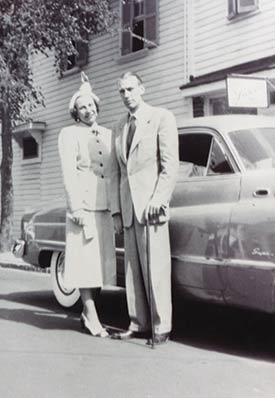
[228,0,258,19]
[61,39,89,73]
[12,121,46,164]
[22,137,39,160]
[121,0,158,56]
[210,97,257,115]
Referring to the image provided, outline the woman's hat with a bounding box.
[69,72,100,113]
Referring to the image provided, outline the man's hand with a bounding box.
[145,199,162,223]
[112,213,123,234]
[71,209,86,226]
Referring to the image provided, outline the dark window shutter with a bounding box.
[145,0,158,47]
[121,0,132,55]
[145,15,157,46]
[193,97,204,118]
[76,40,89,67]
[122,0,131,26]
[122,30,132,55]
[145,0,156,15]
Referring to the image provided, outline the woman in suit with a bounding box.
[58,73,116,337]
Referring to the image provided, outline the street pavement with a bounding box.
[0,263,275,398]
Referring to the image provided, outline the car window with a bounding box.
[229,128,275,170]
[178,132,233,178]
[207,139,234,175]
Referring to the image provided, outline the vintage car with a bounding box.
[13,115,275,313]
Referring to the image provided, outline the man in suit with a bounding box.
[110,72,179,344]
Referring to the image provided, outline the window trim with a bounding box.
[12,121,46,165]
[228,0,259,20]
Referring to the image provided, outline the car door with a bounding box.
[170,127,241,303]
[225,127,275,312]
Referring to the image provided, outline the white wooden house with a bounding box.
[10,0,275,237]
[181,0,275,116]
[11,0,187,237]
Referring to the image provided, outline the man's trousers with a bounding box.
[124,215,172,334]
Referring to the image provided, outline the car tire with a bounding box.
[50,251,80,308]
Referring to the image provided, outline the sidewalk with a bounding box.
[0,251,48,273]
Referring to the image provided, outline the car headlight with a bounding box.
[23,220,35,240]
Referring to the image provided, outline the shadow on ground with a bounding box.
[172,297,275,362]
[1,287,275,361]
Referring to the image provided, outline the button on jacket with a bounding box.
[58,122,112,213]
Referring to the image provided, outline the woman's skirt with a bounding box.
[63,210,116,289]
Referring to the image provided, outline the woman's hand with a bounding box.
[71,209,86,226]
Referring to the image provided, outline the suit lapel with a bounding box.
[116,115,128,164]
[129,103,153,157]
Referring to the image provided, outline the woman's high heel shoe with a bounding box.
[80,313,109,338]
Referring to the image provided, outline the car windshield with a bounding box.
[228,128,275,170]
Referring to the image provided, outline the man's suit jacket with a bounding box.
[110,102,179,227]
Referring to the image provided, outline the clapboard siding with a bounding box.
[12,142,42,236]
[191,0,275,76]
[11,0,188,237]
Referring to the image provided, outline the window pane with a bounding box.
[134,0,144,17]
[237,0,258,12]
[133,20,144,52]
[229,128,275,170]
[239,0,257,7]
[66,53,76,70]
[23,137,38,159]
[210,97,257,115]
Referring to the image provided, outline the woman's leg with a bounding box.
[80,288,105,335]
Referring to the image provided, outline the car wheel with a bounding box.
[50,251,80,308]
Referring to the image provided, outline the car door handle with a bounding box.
[253,189,270,197]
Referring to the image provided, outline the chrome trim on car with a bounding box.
[35,239,65,247]
[173,255,275,270]
[34,222,65,226]
[226,259,275,270]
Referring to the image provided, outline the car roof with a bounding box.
[179,115,275,134]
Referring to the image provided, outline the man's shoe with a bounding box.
[111,330,134,340]
[111,330,149,340]
[147,332,170,346]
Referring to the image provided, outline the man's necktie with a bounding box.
[126,115,136,158]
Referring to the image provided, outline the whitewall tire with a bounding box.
[50,251,80,308]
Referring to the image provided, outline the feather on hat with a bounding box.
[69,72,100,114]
